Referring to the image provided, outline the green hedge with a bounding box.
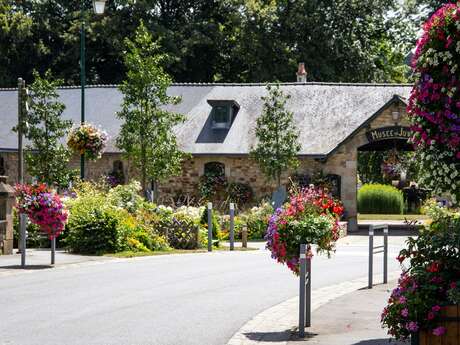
[358,184,404,214]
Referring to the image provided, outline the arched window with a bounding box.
[108,160,125,186]
[0,156,5,176]
[204,162,225,177]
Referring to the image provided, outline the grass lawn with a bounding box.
[105,246,258,258]
[358,214,430,221]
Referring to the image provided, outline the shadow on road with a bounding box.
[351,338,409,345]
[0,265,53,270]
[243,330,318,342]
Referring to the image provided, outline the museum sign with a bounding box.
[366,126,412,143]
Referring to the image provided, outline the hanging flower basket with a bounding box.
[67,123,108,160]
[265,186,344,275]
[408,3,460,202]
[14,183,68,239]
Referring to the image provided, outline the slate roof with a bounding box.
[0,83,412,156]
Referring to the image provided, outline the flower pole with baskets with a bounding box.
[14,183,68,265]
[381,3,460,344]
[67,123,108,174]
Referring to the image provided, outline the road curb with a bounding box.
[226,271,401,345]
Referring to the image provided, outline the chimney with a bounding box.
[296,62,307,83]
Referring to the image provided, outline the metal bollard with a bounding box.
[383,227,388,284]
[20,213,27,268]
[51,236,56,265]
[368,226,374,289]
[299,244,311,337]
[241,225,248,248]
[207,203,213,252]
[229,203,235,251]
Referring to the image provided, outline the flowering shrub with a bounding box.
[15,183,68,239]
[265,186,344,274]
[67,123,107,160]
[408,3,460,202]
[381,204,460,339]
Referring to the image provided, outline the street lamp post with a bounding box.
[80,0,107,180]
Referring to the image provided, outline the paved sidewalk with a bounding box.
[227,273,407,345]
[0,248,113,277]
[288,282,408,345]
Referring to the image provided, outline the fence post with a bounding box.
[383,225,388,284]
[241,225,247,248]
[299,244,306,338]
[229,203,235,251]
[20,213,27,268]
[368,225,374,289]
[207,202,213,252]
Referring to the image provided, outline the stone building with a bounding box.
[0,74,413,231]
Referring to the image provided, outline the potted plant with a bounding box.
[381,201,460,344]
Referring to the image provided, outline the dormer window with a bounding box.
[207,100,240,130]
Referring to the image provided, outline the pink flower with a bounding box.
[407,321,419,332]
[432,305,442,312]
[433,326,446,336]
[401,308,409,317]
[427,312,435,320]
[399,296,407,304]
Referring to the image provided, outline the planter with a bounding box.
[411,305,460,345]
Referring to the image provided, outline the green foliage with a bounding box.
[358,184,404,214]
[0,1,411,87]
[358,151,386,184]
[240,202,274,240]
[64,181,169,254]
[200,207,221,239]
[16,70,74,187]
[65,207,121,254]
[250,84,301,187]
[108,181,144,213]
[116,22,185,193]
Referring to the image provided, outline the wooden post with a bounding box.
[242,225,248,248]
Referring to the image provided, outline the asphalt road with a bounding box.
[0,238,405,345]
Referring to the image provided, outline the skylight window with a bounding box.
[207,100,240,130]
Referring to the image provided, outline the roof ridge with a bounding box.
[0,81,413,91]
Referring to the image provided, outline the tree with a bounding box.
[0,0,415,87]
[250,84,301,188]
[19,71,74,187]
[116,22,185,196]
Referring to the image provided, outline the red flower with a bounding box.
[426,262,441,273]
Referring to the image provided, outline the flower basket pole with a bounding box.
[299,243,312,338]
[51,231,56,265]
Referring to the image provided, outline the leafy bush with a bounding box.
[358,184,404,214]
[241,202,274,239]
[200,207,221,239]
[108,181,144,213]
[64,181,169,254]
